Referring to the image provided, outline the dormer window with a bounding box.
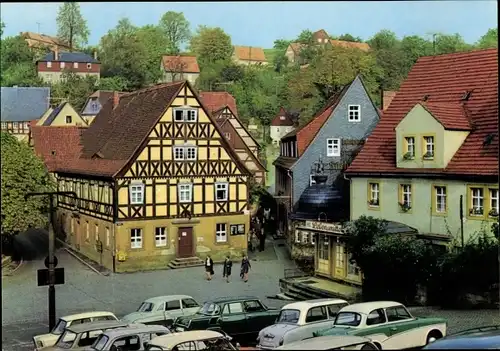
[403,136,415,160]
[423,136,434,159]
[173,108,197,123]
[65,115,72,124]
[224,132,231,140]
[348,105,361,122]
[91,101,99,112]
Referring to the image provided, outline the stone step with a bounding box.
[167,257,204,270]
[175,257,204,262]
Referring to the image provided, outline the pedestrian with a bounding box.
[254,218,263,252]
[204,255,214,281]
[222,255,232,283]
[241,254,251,282]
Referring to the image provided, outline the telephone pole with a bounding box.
[25,191,76,331]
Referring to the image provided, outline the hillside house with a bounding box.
[36,49,100,83]
[160,55,200,86]
[232,46,268,66]
[270,107,297,145]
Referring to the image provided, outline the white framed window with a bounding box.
[47,61,52,68]
[302,232,309,244]
[280,116,285,120]
[435,186,447,213]
[310,233,315,245]
[327,138,341,157]
[369,183,379,207]
[155,227,167,247]
[73,62,79,68]
[423,136,434,159]
[310,175,316,186]
[215,182,228,201]
[105,227,110,247]
[173,147,184,160]
[178,183,192,203]
[173,108,198,122]
[87,63,92,69]
[348,105,361,122]
[129,183,144,204]
[173,146,197,161]
[490,189,499,216]
[401,184,412,208]
[216,223,227,243]
[130,228,142,249]
[470,187,484,216]
[185,147,196,160]
[404,137,415,158]
[60,62,65,69]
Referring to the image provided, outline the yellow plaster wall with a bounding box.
[443,130,470,167]
[41,103,87,127]
[36,108,54,125]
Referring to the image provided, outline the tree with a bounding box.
[189,25,232,64]
[434,33,471,54]
[51,71,98,110]
[1,35,46,86]
[136,25,170,83]
[368,29,399,50]
[1,132,55,237]
[296,29,314,44]
[273,39,292,51]
[476,28,498,49]
[158,11,191,55]
[337,33,363,42]
[56,2,90,50]
[1,21,5,37]
[98,76,129,91]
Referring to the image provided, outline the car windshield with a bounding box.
[276,309,300,324]
[91,335,109,351]
[137,302,154,312]
[52,319,68,335]
[55,330,78,349]
[334,312,363,327]
[197,302,220,316]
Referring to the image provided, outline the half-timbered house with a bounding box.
[54,80,252,272]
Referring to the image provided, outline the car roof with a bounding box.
[340,301,403,314]
[61,311,117,322]
[283,298,348,310]
[144,295,195,304]
[276,335,372,350]
[149,330,224,347]
[100,325,169,338]
[206,296,259,304]
[66,320,129,333]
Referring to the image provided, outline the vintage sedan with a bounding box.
[172,296,280,344]
[257,298,349,349]
[122,295,200,327]
[146,330,237,350]
[87,324,170,351]
[422,325,500,349]
[275,335,379,350]
[33,311,119,350]
[313,301,447,349]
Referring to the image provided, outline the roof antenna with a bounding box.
[422,94,430,102]
[461,90,472,101]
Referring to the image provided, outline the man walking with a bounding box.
[222,255,232,283]
[241,254,251,282]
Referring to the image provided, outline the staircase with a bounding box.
[167,257,204,270]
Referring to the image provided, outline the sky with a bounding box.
[0,1,497,48]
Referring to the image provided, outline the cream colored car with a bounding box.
[33,311,118,350]
[146,330,237,350]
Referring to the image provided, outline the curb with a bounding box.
[55,238,105,276]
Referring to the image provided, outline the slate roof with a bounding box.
[38,51,99,63]
[0,87,50,122]
[273,156,298,170]
[347,48,498,177]
[162,55,200,73]
[212,104,261,151]
[42,102,66,126]
[271,107,296,127]
[328,39,371,52]
[55,81,251,178]
[233,46,267,62]
[199,91,239,117]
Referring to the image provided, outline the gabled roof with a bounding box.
[55,81,251,178]
[419,102,472,131]
[162,55,200,73]
[41,102,87,126]
[347,48,498,177]
[233,46,267,62]
[212,104,261,151]
[271,107,295,127]
[288,42,306,54]
[0,87,50,122]
[81,91,126,115]
[312,29,329,41]
[38,51,98,63]
[21,32,70,50]
[328,39,371,52]
[199,91,239,117]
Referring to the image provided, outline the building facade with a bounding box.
[160,56,200,86]
[37,50,100,83]
[36,102,88,127]
[270,107,296,145]
[53,81,251,272]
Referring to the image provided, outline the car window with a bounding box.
[94,315,116,321]
[74,318,92,324]
[326,304,346,319]
[361,343,379,350]
[199,303,221,316]
[77,331,100,347]
[305,306,328,323]
[55,330,77,348]
[182,298,199,308]
[222,302,244,315]
[334,312,362,327]
[366,308,387,326]
[386,306,412,322]
[111,335,141,351]
[174,341,198,350]
[52,319,68,335]
[156,302,166,311]
[91,335,109,351]
[166,300,181,311]
[276,309,300,324]
[243,300,265,313]
[138,302,154,312]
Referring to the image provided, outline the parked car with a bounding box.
[275,335,379,350]
[422,325,500,349]
[86,324,170,351]
[122,295,200,327]
[42,320,132,350]
[146,330,237,350]
[313,301,447,349]
[33,311,119,350]
[257,298,349,349]
[172,296,280,344]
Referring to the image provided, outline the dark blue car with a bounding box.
[423,325,500,349]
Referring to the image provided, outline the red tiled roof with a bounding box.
[328,39,371,52]
[233,46,267,62]
[288,42,306,54]
[31,126,85,172]
[271,107,295,127]
[312,29,329,41]
[162,55,200,73]
[88,90,126,107]
[199,91,239,117]
[347,48,498,177]
[382,91,397,111]
[420,102,472,131]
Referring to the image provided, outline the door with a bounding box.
[316,234,330,275]
[177,227,193,258]
[334,241,346,279]
[221,302,247,338]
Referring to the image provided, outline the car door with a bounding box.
[298,306,330,341]
[164,299,183,325]
[356,308,391,344]
[383,306,420,349]
[221,302,247,337]
[181,298,201,316]
[242,300,271,334]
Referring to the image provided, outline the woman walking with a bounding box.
[222,255,233,283]
[205,255,214,281]
[240,254,251,282]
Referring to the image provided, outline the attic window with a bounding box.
[461,90,472,101]
[65,115,72,124]
[483,134,496,147]
[280,116,286,120]
[422,94,430,102]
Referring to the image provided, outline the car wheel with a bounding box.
[372,342,382,350]
[426,330,443,345]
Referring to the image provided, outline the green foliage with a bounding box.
[0,21,4,37]
[56,2,90,49]
[273,39,292,51]
[296,29,314,44]
[476,28,498,49]
[159,11,191,55]
[98,76,129,92]
[189,25,232,64]
[434,33,472,54]
[1,132,55,236]
[50,71,98,111]
[136,24,170,84]
[336,33,363,42]
[344,215,388,265]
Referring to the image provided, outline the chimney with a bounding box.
[113,91,120,109]
[93,50,97,61]
[54,47,59,61]
[380,90,397,111]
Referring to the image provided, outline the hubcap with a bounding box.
[428,337,437,343]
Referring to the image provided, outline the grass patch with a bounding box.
[264,48,281,63]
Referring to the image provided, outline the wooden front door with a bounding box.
[177,227,193,258]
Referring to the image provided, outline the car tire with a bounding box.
[426,330,443,345]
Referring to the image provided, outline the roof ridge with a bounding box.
[418,48,498,61]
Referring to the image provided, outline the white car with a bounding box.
[122,295,200,327]
[314,301,447,349]
[257,298,349,349]
[146,330,237,350]
[86,324,170,350]
[275,335,379,350]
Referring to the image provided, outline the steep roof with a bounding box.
[233,46,267,62]
[31,126,86,172]
[312,29,329,41]
[162,55,200,73]
[420,102,472,131]
[199,91,239,117]
[328,39,371,52]
[0,87,50,122]
[347,48,498,177]
[271,107,295,127]
[38,51,98,63]
[212,104,261,151]
[81,91,126,115]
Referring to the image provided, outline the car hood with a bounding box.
[33,333,59,349]
[175,313,210,326]
[121,311,151,323]
[258,324,299,348]
[313,325,353,337]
